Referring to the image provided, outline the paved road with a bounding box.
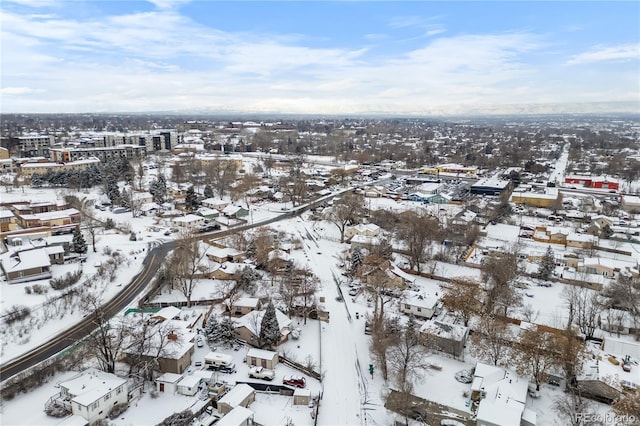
[0,242,173,382]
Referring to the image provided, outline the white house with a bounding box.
[156,372,182,394]
[345,223,381,239]
[472,363,536,426]
[167,214,206,230]
[400,294,440,319]
[54,368,128,424]
[177,374,203,396]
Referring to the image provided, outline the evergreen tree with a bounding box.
[72,226,88,254]
[351,248,363,275]
[204,315,220,347]
[538,245,556,281]
[118,158,134,184]
[204,315,239,348]
[106,180,121,206]
[259,301,281,349]
[149,175,167,203]
[203,184,214,199]
[185,185,198,211]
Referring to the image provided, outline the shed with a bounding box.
[156,372,182,393]
[217,384,255,415]
[245,348,279,370]
[217,406,254,426]
[177,374,202,396]
[293,388,311,406]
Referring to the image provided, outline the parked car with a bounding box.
[283,376,306,388]
[249,366,275,381]
[548,379,560,387]
[441,419,465,426]
[348,288,359,297]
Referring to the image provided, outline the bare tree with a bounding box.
[388,316,429,387]
[369,315,400,381]
[80,294,128,374]
[470,315,512,366]
[572,287,602,340]
[612,388,640,420]
[204,158,238,199]
[232,173,261,208]
[554,388,603,426]
[170,233,208,307]
[481,246,522,316]
[323,191,366,243]
[602,275,640,339]
[396,210,440,272]
[361,257,398,328]
[279,175,308,207]
[554,328,586,390]
[441,278,483,326]
[512,326,556,391]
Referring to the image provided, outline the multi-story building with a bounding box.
[18,135,55,157]
[50,145,146,163]
[19,157,101,177]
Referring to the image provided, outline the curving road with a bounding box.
[0,242,173,382]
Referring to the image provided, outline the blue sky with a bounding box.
[1,1,638,114]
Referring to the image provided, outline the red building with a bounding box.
[564,175,618,190]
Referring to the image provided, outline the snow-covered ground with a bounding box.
[2,152,639,426]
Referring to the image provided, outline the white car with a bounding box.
[248,366,275,381]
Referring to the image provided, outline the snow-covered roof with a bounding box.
[218,383,254,408]
[153,306,182,321]
[17,208,80,221]
[216,405,254,426]
[474,363,530,426]
[419,320,468,341]
[235,309,292,334]
[172,214,204,224]
[177,375,202,388]
[234,297,260,308]
[403,293,439,309]
[1,248,51,272]
[156,372,182,384]
[206,246,243,259]
[246,348,278,360]
[59,368,127,407]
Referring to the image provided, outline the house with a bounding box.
[217,406,254,426]
[472,363,536,426]
[140,202,161,216]
[228,297,261,316]
[419,319,469,360]
[349,235,381,251]
[217,384,255,415]
[206,245,245,263]
[52,368,128,425]
[196,206,220,220]
[245,348,279,370]
[621,195,640,212]
[122,315,196,375]
[450,209,478,228]
[202,198,229,211]
[0,209,17,232]
[222,205,249,219]
[177,374,203,396]
[358,257,405,288]
[400,294,440,320]
[167,214,206,230]
[156,373,182,393]
[345,223,381,239]
[234,309,292,346]
[0,247,52,283]
[14,208,80,229]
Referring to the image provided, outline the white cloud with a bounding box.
[0,5,636,114]
[566,43,640,65]
[0,86,41,95]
